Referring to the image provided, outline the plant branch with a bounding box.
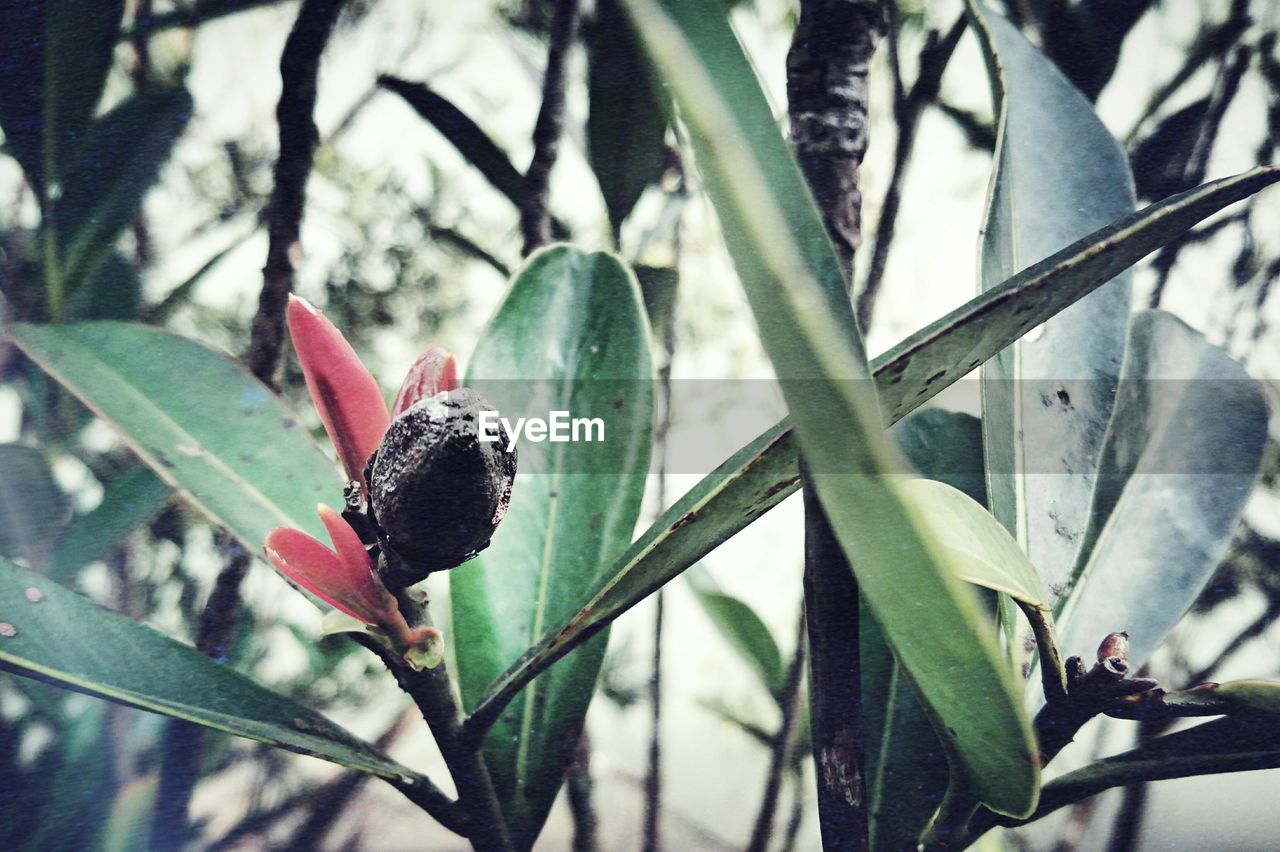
[246,0,346,388]
[745,611,807,852]
[787,2,884,848]
[355,589,513,852]
[858,13,966,330]
[566,730,599,852]
[520,0,581,256]
[642,590,664,852]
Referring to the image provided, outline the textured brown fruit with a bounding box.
[366,388,516,586]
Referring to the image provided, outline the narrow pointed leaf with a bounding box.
[451,246,653,847]
[621,0,1036,816]
[475,167,1280,744]
[1025,715,1280,824]
[687,565,785,700]
[587,0,670,236]
[0,556,429,781]
[1056,311,1268,668]
[8,321,338,559]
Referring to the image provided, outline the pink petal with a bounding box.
[317,504,396,619]
[392,346,459,417]
[264,527,380,624]
[287,296,392,481]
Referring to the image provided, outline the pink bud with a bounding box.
[264,505,396,626]
[287,296,391,482]
[392,346,459,417]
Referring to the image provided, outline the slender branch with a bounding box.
[1147,44,1250,308]
[354,589,514,852]
[566,730,599,852]
[779,764,808,852]
[787,2,885,848]
[745,611,808,852]
[858,14,966,330]
[520,0,581,256]
[642,591,665,852]
[246,0,347,387]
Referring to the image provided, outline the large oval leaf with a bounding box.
[969,0,1135,623]
[8,322,338,559]
[450,246,653,848]
[621,0,1037,817]
[0,556,423,781]
[1056,310,1268,668]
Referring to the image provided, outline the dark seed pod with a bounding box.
[366,388,516,586]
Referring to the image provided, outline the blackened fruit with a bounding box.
[367,388,516,586]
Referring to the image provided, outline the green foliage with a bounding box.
[0,444,70,568]
[8,322,339,558]
[451,246,654,847]
[622,0,1038,817]
[0,555,427,780]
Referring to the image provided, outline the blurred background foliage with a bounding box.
[1,0,1279,848]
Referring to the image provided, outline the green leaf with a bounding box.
[621,0,1036,816]
[1056,311,1268,668]
[697,696,776,749]
[54,87,193,287]
[587,0,670,237]
[0,444,71,569]
[899,480,1049,609]
[687,565,785,700]
[451,246,653,848]
[1213,680,1280,715]
[969,0,1136,619]
[1029,715,1280,824]
[48,464,171,584]
[476,166,1280,756]
[889,409,986,506]
[8,321,338,564]
[861,604,949,852]
[22,701,115,852]
[0,556,424,780]
[0,0,126,194]
[865,409,984,851]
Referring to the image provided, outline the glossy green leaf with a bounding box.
[1026,715,1280,825]
[451,246,653,848]
[0,0,126,194]
[0,444,70,568]
[587,0,669,236]
[900,480,1049,609]
[621,0,1036,816]
[8,322,338,561]
[1056,311,1268,668]
[861,603,949,852]
[54,88,193,288]
[969,0,1135,621]
[865,409,984,851]
[48,464,172,584]
[475,166,1280,750]
[0,556,427,780]
[1213,680,1280,715]
[687,565,785,700]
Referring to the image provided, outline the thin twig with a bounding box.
[779,764,808,852]
[246,0,347,387]
[745,611,808,852]
[520,0,581,256]
[1146,44,1252,309]
[858,14,966,331]
[642,591,664,852]
[787,2,885,848]
[566,730,599,852]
